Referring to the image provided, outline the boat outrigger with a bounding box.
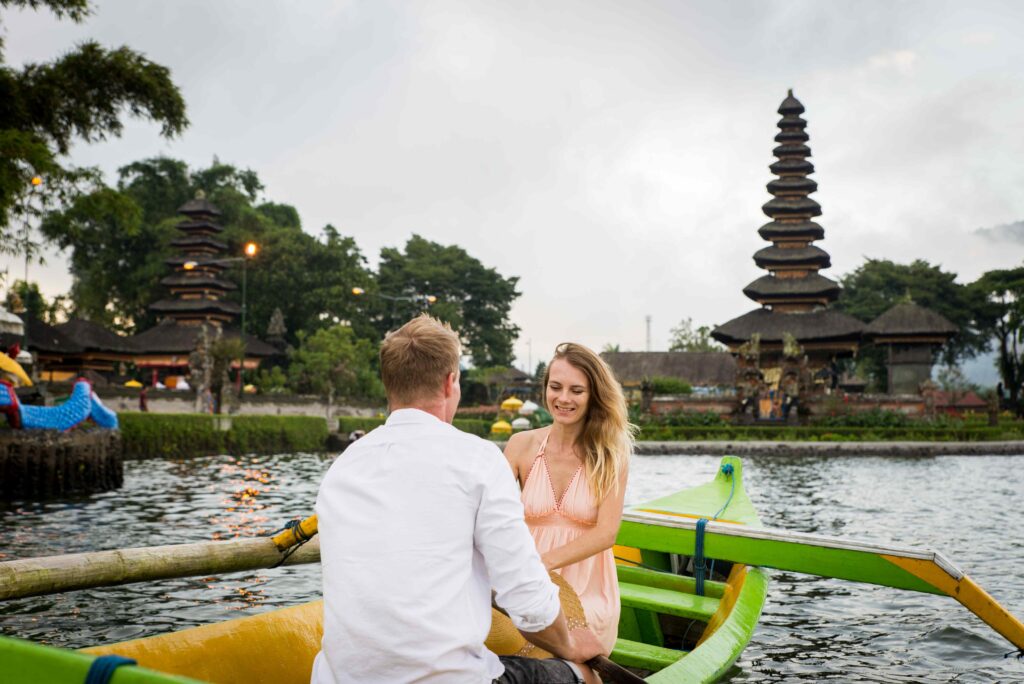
[1,456,1021,683]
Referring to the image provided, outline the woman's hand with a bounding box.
[541,552,557,571]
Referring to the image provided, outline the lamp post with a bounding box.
[351,287,437,311]
[237,242,259,394]
[351,287,438,328]
[23,176,42,285]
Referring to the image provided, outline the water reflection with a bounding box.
[1,452,1022,681]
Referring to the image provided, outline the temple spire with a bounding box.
[743,90,838,313]
[149,192,240,326]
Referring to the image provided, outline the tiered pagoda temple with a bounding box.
[149,193,239,324]
[130,193,273,384]
[713,90,864,369]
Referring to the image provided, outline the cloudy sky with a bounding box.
[3,0,1023,374]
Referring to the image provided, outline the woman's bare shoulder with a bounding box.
[505,427,548,462]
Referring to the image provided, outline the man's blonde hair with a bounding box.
[380,314,461,404]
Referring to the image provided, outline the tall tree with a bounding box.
[287,324,383,401]
[836,259,986,389]
[4,279,66,323]
[668,318,723,352]
[40,184,171,331]
[376,235,521,367]
[242,223,376,347]
[973,267,1024,415]
[0,0,187,252]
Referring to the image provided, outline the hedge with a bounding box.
[339,416,492,438]
[636,424,1024,442]
[120,413,330,458]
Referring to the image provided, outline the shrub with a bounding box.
[814,408,910,428]
[453,418,491,436]
[339,415,492,438]
[648,377,693,395]
[120,413,329,458]
[634,424,1024,442]
[653,410,727,427]
[338,416,386,434]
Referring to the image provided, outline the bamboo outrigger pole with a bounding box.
[0,515,320,602]
[621,509,1024,652]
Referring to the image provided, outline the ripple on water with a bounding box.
[1,451,1023,682]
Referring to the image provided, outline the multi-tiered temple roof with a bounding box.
[149,193,240,325]
[130,194,274,370]
[713,91,864,357]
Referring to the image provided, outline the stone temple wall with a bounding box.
[0,430,122,501]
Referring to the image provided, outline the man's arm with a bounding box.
[518,608,604,663]
[492,597,603,662]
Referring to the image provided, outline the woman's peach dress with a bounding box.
[521,436,620,653]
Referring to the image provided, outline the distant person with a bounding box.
[312,315,602,684]
[504,342,634,654]
[139,386,148,412]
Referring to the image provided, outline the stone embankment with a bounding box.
[0,430,123,500]
[633,440,1024,457]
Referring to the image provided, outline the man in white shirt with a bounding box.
[311,315,603,684]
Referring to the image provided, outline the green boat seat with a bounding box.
[618,581,720,622]
[617,564,727,599]
[610,637,686,671]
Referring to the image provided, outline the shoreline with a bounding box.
[631,440,1024,457]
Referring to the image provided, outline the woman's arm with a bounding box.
[540,463,629,571]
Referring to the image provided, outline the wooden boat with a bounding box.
[5,453,1024,681]
[0,456,767,683]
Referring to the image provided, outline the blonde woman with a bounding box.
[505,342,634,654]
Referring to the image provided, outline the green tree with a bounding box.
[42,157,377,339]
[0,0,187,250]
[973,267,1024,415]
[534,361,547,381]
[241,223,376,347]
[4,279,67,323]
[668,318,723,352]
[376,235,521,366]
[837,258,986,389]
[287,325,383,402]
[40,184,171,330]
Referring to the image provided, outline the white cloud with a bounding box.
[5,0,1024,370]
[866,49,919,75]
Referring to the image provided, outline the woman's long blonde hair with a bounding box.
[543,343,636,502]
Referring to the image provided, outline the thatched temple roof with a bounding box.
[864,302,957,339]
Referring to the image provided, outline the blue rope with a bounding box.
[694,517,708,596]
[712,463,736,520]
[84,655,136,684]
[697,463,737,595]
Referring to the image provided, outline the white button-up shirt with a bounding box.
[311,408,561,684]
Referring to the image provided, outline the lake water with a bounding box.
[1,451,1022,682]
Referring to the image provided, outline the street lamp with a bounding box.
[22,176,43,285]
[182,241,259,393]
[351,287,437,306]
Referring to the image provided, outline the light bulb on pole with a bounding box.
[238,241,259,396]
